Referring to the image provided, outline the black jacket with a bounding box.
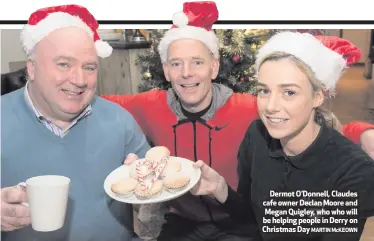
[222,119,374,241]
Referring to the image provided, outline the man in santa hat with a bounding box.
[1,4,149,241]
[102,1,374,240]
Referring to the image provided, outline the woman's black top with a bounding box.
[222,119,374,241]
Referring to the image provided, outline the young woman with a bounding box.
[191,31,374,241]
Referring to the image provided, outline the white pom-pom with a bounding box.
[172,12,189,27]
[95,40,113,58]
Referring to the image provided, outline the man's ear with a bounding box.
[163,63,171,82]
[211,57,220,80]
[313,89,324,108]
[26,59,36,82]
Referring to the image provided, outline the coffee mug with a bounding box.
[18,175,70,232]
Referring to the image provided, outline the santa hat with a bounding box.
[158,1,219,63]
[21,4,112,58]
[255,31,361,96]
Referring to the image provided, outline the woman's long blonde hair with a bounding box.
[257,52,342,133]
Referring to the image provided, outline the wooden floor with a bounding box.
[331,66,374,240]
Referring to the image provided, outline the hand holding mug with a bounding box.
[1,185,31,231]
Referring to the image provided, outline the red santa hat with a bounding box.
[255,31,361,96]
[158,1,219,63]
[21,4,112,58]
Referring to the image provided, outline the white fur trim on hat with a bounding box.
[172,12,189,27]
[255,32,346,95]
[158,26,219,63]
[95,40,113,58]
[21,12,94,56]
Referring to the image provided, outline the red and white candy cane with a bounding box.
[135,159,153,181]
[150,157,168,185]
[137,157,169,191]
[138,175,148,190]
[136,162,151,190]
[136,159,152,170]
[151,156,166,169]
[141,157,168,191]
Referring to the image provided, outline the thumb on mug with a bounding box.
[2,185,28,204]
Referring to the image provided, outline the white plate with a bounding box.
[104,156,201,204]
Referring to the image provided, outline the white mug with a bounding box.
[18,175,70,232]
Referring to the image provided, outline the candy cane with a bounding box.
[137,173,150,191]
[138,176,147,190]
[137,157,169,191]
[146,157,168,190]
[136,159,146,166]
[135,159,153,179]
[136,159,153,170]
[152,156,167,169]
[136,162,150,190]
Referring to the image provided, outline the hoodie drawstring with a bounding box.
[172,118,216,222]
[172,119,191,157]
[196,119,213,167]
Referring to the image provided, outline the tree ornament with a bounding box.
[232,55,240,63]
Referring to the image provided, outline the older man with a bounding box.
[1,4,149,241]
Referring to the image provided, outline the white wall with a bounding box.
[1,29,27,74]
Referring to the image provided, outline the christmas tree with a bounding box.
[136,29,278,94]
